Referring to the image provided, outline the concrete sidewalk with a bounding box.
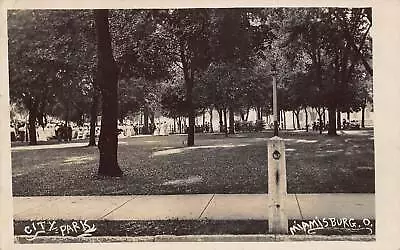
[13,193,374,220]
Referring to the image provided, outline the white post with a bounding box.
[268,136,288,233]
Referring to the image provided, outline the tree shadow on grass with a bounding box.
[151,143,251,157]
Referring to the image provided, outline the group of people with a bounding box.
[153,121,169,136]
[194,122,211,133]
[311,118,359,131]
[128,122,170,136]
[312,120,328,131]
[10,122,27,142]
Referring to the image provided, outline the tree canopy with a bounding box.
[8,7,373,174]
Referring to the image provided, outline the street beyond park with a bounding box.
[11,130,374,196]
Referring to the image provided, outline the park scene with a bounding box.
[8,8,374,242]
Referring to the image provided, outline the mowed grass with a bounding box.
[11,130,374,196]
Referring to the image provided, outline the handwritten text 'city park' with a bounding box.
[289,217,373,235]
[24,220,96,241]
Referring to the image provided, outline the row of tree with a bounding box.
[8,8,372,176]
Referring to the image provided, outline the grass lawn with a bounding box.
[11,130,374,196]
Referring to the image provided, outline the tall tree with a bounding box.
[200,9,273,134]
[8,10,75,144]
[111,10,172,134]
[286,8,372,136]
[150,9,212,146]
[8,10,98,144]
[95,9,122,177]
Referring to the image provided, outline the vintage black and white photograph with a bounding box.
[6,6,375,244]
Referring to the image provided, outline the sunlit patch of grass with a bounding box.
[152,143,250,157]
[162,176,203,186]
[62,156,96,165]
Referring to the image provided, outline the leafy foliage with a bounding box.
[8,10,97,127]
[9,7,373,141]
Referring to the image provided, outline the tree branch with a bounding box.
[336,10,373,76]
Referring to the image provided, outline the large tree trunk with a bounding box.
[292,111,296,130]
[89,84,99,146]
[317,107,323,134]
[361,106,366,128]
[337,110,342,130]
[150,112,155,125]
[178,117,182,134]
[228,107,235,134]
[150,112,155,134]
[95,9,122,177]
[186,79,195,146]
[240,110,245,121]
[180,42,195,146]
[245,107,250,121]
[143,107,149,134]
[64,99,70,127]
[218,109,223,133]
[256,107,261,120]
[347,112,350,120]
[328,108,337,136]
[295,111,300,130]
[173,117,176,133]
[28,102,38,145]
